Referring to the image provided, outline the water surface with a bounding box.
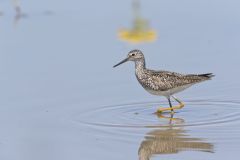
[0,0,240,160]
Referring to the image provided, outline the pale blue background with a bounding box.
[0,0,240,160]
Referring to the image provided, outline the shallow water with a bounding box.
[1,0,240,160]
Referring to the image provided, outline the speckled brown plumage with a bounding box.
[136,67,213,92]
[132,51,213,94]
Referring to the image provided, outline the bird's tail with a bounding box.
[198,73,215,79]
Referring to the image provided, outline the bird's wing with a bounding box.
[148,70,206,91]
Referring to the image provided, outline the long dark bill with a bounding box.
[113,58,129,68]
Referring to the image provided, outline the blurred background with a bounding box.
[0,0,240,160]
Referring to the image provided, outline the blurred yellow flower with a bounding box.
[118,28,157,44]
[118,0,157,44]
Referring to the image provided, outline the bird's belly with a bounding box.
[144,84,193,97]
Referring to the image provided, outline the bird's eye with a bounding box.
[131,53,135,56]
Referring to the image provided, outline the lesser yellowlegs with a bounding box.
[113,49,214,113]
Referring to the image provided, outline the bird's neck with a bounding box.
[135,59,146,72]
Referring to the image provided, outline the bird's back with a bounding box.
[136,69,214,92]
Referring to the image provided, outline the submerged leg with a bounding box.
[155,111,185,123]
[157,96,185,113]
[155,112,174,124]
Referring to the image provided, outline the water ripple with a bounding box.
[73,99,240,128]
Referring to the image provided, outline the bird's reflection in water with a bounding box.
[138,114,214,160]
[118,0,157,44]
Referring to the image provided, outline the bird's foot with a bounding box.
[156,103,185,113]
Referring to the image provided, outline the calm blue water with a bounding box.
[1,0,240,160]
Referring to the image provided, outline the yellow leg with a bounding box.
[157,96,184,113]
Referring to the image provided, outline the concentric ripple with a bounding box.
[73,99,240,128]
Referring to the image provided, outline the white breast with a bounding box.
[145,84,193,97]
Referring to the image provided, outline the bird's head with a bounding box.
[113,49,144,67]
